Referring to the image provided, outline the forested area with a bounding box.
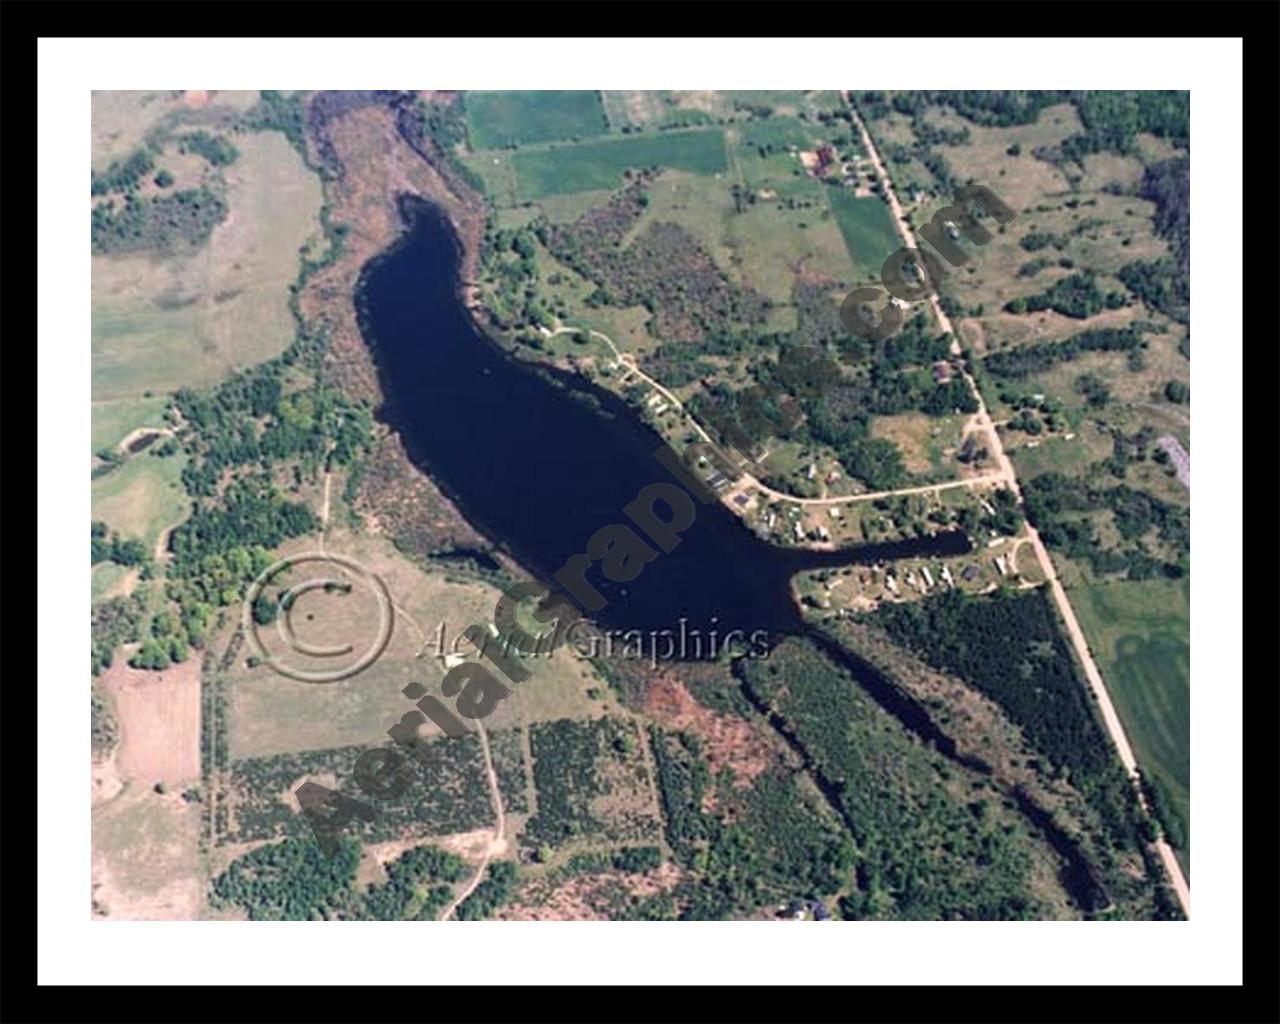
[91,146,156,196]
[740,638,1055,920]
[224,737,496,846]
[522,718,657,852]
[357,845,468,921]
[211,836,361,920]
[651,727,854,920]
[859,91,1188,180]
[174,366,372,498]
[983,325,1148,379]
[454,861,519,920]
[867,589,1147,847]
[91,687,119,755]
[210,835,473,921]
[240,90,311,163]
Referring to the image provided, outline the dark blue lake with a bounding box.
[356,198,969,651]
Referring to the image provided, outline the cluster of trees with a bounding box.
[174,365,372,497]
[539,177,769,346]
[90,594,145,674]
[477,223,546,331]
[90,146,156,196]
[169,478,318,578]
[1022,471,1188,580]
[864,91,1071,129]
[225,737,497,847]
[1004,272,1126,319]
[91,186,229,255]
[177,130,239,167]
[454,861,518,920]
[565,845,664,875]
[861,91,1187,166]
[91,521,149,567]
[405,96,488,196]
[523,718,626,850]
[128,601,210,671]
[238,90,310,162]
[1142,158,1189,275]
[1118,259,1188,323]
[1057,91,1189,163]
[91,686,118,755]
[983,325,1148,379]
[1019,231,1065,252]
[211,836,362,921]
[1138,771,1188,852]
[355,845,467,921]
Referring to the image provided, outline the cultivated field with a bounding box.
[466,90,609,149]
[1069,576,1190,873]
[510,129,729,201]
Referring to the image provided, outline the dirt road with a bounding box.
[847,94,1191,916]
[381,583,509,922]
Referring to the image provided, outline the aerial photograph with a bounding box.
[89,88,1191,923]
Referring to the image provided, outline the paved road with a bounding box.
[847,94,1191,917]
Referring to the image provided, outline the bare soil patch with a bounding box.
[643,675,772,787]
[100,657,201,787]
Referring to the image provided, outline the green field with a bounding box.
[1070,576,1190,873]
[90,447,189,554]
[511,129,728,201]
[826,190,901,278]
[91,396,170,455]
[465,91,609,150]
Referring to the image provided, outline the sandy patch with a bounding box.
[92,790,204,920]
[92,752,124,806]
[100,657,201,787]
[437,827,506,862]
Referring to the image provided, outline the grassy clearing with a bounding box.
[1069,576,1189,871]
[92,561,135,603]
[869,411,965,477]
[826,190,901,279]
[91,131,323,401]
[466,91,609,149]
[224,531,601,760]
[90,448,188,552]
[91,90,259,168]
[1008,425,1107,479]
[91,396,170,455]
[725,193,853,306]
[510,129,728,201]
